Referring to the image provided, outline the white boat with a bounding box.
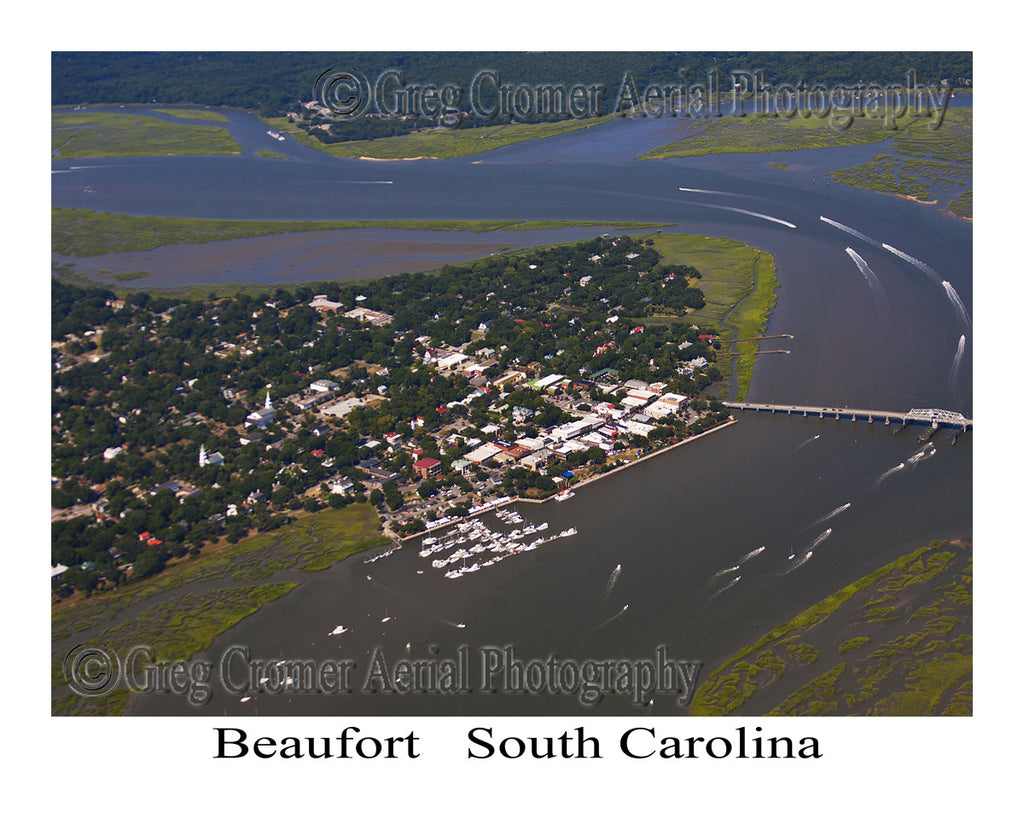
[330,625,349,636]
[555,490,575,502]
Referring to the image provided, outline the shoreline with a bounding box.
[393,416,738,543]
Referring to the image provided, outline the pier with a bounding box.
[723,402,972,432]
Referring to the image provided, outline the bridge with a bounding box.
[723,402,972,431]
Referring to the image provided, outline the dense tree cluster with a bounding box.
[52,52,973,117]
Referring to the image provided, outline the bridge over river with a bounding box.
[723,403,972,431]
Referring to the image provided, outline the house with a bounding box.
[310,379,340,393]
[414,457,443,479]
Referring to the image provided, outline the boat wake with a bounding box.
[678,186,746,197]
[906,443,937,467]
[949,334,966,391]
[881,242,944,284]
[812,503,851,527]
[790,433,821,455]
[709,575,741,599]
[942,281,972,331]
[593,604,630,631]
[782,551,814,574]
[710,564,741,580]
[809,528,833,550]
[738,545,766,565]
[681,199,797,229]
[601,563,622,602]
[845,248,890,329]
[872,462,906,487]
[820,216,881,246]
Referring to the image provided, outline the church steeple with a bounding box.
[265,385,272,410]
[199,443,208,466]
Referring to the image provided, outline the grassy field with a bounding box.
[51,504,389,715]
[640,111,923,159]
[263,113,618,159]
[52,207,667,257]
[690,539,972,716]
[52,110,241,158]
[154,108,230,123]
[648,233,778,399]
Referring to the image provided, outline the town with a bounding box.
[51,234,732,597]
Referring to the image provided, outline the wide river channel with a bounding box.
[52,105,972,715]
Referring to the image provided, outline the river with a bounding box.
[51,105,972,716]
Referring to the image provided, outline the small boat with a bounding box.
[330,625,349,636]
[555,490,575,502]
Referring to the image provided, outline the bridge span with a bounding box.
[723,402,972,430]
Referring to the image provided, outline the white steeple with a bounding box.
[265,385,272,410]
[199,444,208,466]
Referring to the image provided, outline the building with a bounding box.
[328,476,354,495]
[343,307,393,326]
[414,457,443,479]
[199,444,225,467]
[310,295,343,312]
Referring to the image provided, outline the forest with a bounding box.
[52,52,972,118]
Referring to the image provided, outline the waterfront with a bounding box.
[51,105,972,716]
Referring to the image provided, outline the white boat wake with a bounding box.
[678,186,745,197]
[593,604,630,631]
[906,444,937,467]
[873,462,906,487]
[709,575,741,599]
[881,242,944,284]
[783,551,814,574]
[738,545,766,565]
[821,216,881,246]
[710,564,741,580]
[602,563,622,601]
[942,281,972,330]
[813,503,851,527]
[949,334,966,390]
[845,247,890,328]
[681,199,797,229]
[809,528,833,550]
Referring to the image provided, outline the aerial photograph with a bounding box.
[50,50,974,733]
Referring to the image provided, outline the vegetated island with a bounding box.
[639,105,972,220]
[52,110,242,158]
[260,112,619,160]
[690,538,972,716]
[828,108,972,219]
[51,207,669,258]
